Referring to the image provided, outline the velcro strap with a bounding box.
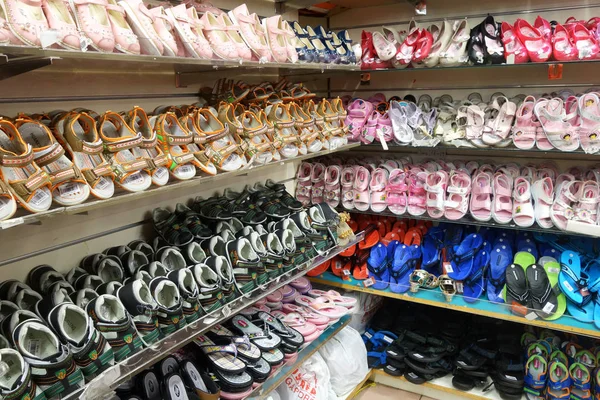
[195,130,227,145]
[34,142,65,167]
[50,166,82,186]
[10,169,50,197]
[1,145,34,167]
[83,162,113,185]
[161,133,193,145]
[139,135,158,149]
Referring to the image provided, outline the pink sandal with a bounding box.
[425,170,448,219]
[341,166,355,209]
[577,93,600,154]
[353,166,371,211]
[281,313,319,342]
[573,180,599,225]
[512,96,538,150]
[551,180,580,230]
[345,99,373,142]
[295,162,313,206]
[369,167,389,212]
[310,162,325,204]
[324,165,341,208]
[444,171,471,220]
[281,304,329,327]
[531,177,554,228]
[492,173,513,224]
[306,289,357,308]
[512,177,535,227]
[535,98,580,152]
[407,170,428,216]
[296,295,349,319]
[386,169,408,215]
[470,171,493,222]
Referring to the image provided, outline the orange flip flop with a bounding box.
[331,256,352,277]
[307,258,331,277]
[348,220,358,232]
[381,231,400,246]
[353,249,370,280]
[358,226,380,250]
[404,227,423,246]
[393,220,408,233]
[339,243,356,257]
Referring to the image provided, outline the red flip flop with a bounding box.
[381,231,400,246]
[339,243,356,257]
[331,256,352,277]
[307,258,331,277]
[404,227,422,246]
[358,227,379,250]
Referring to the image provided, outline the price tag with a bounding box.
[364,331,372,339]
[377,130,389,150]
[95,177,111,191]
[382,335,393,344]
[59,182,82,198]
[363,278,375,287]
[387,350,397,356]
[123,172,144,186]
[506,54,515,64]
[542,302,555,314]
[154,167,168,180]
[525,311,538,321]
[30,190,49,207]
[455,281,464,294]
[443,262,453,274]
[178,164,195,175]
[412,353,424,359]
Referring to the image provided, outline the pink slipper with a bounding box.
[531,177,554,228]
[324,165,341,208]
[281,285,294,298]
[311,163,326,204]
[281,304,330,326]
[254,298,267,306]
[386,169,408,215]
[573,180,599,225]
[512,177,535,227]
[369,168,389,212]
[425,170,448,218]
[289,277,311,294]
[353,166,371,211]
[306,289,357,308]
[345,99,374,141]
[578,93,600,154]
[281,313,317,336]
[407,171,428,216]
[492,173,513,224]
[341,166,356,210]
[296,296,349,319]
[551,180,581,230]
[512,96,538,150]
[296,162,313,206]
[363,111,379,144]
[266,289,283,303]
[470,172,493,222]
[444,171,471,220]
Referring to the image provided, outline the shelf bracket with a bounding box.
[0,55,56,82]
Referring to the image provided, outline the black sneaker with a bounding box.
[96,257,125,283]
[308,204,338,249]
[65,267,88,286]
[142,261,171,278]
[0,334,9,349]
[225,238,262,294]
[46,281,75,296]
[13,320,84,398]
[74,274,103,291]
[264,179,303,211]
[86,295,143,362]
[96,281,123,296]
[117,280,161,346]
[159,248,187,271]
[291,210,329,255]
[261,233,285,280]
[27,265,66,295]
[204,256,238,303]
[149,277,186,335]
[153,207,194,246]
[34,288,73,321]
[274,229,296,273]
[132,268,153,286]
[0,301,19,323]
[174,203,213,240]
[14,290,42,312]
[190,264,223,313]
[48,303,114,382]
[128,239,155,262]
[202,236,227,258]
[167,269,204,324]
[275,218,315,265]
[70,289,99,310]
[194,197,233,221]
[0,349,46,400]
[120,250,149,278]
[229,189,268,225]
[0,280,30,302]
[1,310,41,345]
[182,242,207,267]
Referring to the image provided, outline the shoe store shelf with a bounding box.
[356,143,600,162]
[370,369,518,400]
[344,370,375,400]
[246,314,351,400]
[309,271,600,339]
[0,45,359,81]
[0,143,359,231]
[62,232,365,400]
[339,207,600,239]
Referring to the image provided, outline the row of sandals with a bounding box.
[0,86,349,221]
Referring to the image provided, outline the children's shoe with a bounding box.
[311,162,326,204]
[86,294,143,362]
[296,162,313,206]
[70,0,115,52]
[167,269,204,324]
[204,255,238,303]
[47,303,114,382]
[191,264,223,314]
[524,354,548,397]
[117,279,161,346]
[13,320,84,397]
[0,348,46,399]
[149,277,186,335]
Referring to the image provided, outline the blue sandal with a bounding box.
[367,243,390,290]
[448,233,483,281]
[390,244,421,294]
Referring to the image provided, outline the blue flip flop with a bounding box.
[367,243,390,290]
[487,243,513,303]
[443,224,463,260]
[567,300,594,323]
[390,244,421,294]
[559,251,589,306]
[448,233,483,281]
[464,248,490,303]
[477,227,496,243]
[540,244,560,260]
[421,235,441,275]
[518,238,539,260]
[493,231,515,249]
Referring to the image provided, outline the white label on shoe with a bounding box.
[376,130,389,151]
[27,339,40,355]
[505,375,518,381]
[30,190,49,207]
[382,335,393,344]
[457,360,466,366]
[412,353,424,359]
[364,134,374,143]
[154,167,168,180]
[456,282,464,294]
[444,263,454,274]
[506,54,515,64]
[387,366,397,371]
[408,372,418,379]
[0,218,23,229]
[59,183,82,198]
[388,350,398,356]
[562,280,574,292]
[95,177,111,191]
[342,269,351,276]
[525,312,538,320]
[123,172,144,186]
[363,278,375,287]
[177,164,195,175]
[542,302,555,314]
[548,267,560,274]
[364,332,373,339]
